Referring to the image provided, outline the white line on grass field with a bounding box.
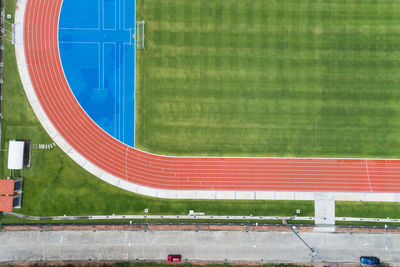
[315,120,318,151]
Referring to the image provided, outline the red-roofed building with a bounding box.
[0,196,13,212]
[0,179,14,195]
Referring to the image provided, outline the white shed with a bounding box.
[8,140,25,170]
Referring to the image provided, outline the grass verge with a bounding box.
[336,201,400,219]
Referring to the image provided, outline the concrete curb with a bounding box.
[5,211,400,225]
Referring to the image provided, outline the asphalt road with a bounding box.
[1,228,400,264]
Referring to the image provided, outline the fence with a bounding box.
[0,0,4,148]
[0,0,15,149]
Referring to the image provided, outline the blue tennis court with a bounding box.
[58,0,135,147]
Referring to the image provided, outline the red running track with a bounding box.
[22,0,400,193]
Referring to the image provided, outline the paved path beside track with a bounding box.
[1,226,400,264]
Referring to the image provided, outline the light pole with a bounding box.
[288,225,318,260]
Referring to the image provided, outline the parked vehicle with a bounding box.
[167,254,182,262]
[360,256,380,265]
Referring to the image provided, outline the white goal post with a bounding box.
[136,21,145,50]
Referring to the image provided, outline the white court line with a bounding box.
[99,42,103,90]
[59,28,101,30]
[120,0,123,30]
[101,0,104,30]
[121,43,124,140]
[116,42,120,139]
[123,43,126,142]
[114,42,117,136]
[102,42,118,91]
[117,43,121,139]
[57,41,101,44]
[123,0,135,31]
[60,0,101,30]
[134,0,136,33]
[98,0,101,30]
[58,41,101,91]
[102,42,117,91]
[102,42,104,89]
[102,0,117,30]
[118,43,122,140]
[115,0,118,30]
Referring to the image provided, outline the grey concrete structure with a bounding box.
[6,210,400,224]
[1,229,400,264]
[315,192,335,225]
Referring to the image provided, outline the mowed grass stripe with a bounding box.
[136,0,400,157]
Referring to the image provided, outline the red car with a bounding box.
[167,254,182,262]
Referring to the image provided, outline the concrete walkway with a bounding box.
[315,192,335,225]
[1,228,400,264]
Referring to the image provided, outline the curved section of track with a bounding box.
[20,0,400,195]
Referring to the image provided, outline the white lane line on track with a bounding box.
[366,160,373,192]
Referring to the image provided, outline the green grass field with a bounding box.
[135,0,400,157]
[336,201,400,219]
